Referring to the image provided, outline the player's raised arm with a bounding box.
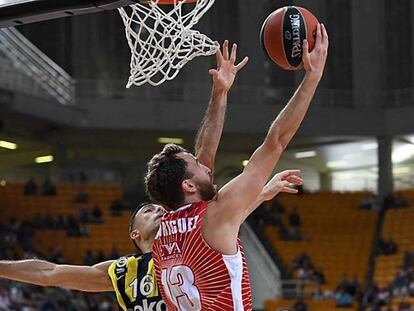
[204,24,328,253]
[195,40,248,171]
[0,259,114,292]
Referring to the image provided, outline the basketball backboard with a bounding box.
[0,0,134,28]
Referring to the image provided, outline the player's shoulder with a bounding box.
[166,201,209,218]
[111,253,148,268]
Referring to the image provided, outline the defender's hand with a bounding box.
[209,40,249,92]
[260,170,303,202]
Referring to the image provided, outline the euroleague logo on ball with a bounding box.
[284,31,292,40]
[260,6,319,70]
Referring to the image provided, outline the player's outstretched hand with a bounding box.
[260,170,303,202]
[302,23,329,81]
[209,40,249,92]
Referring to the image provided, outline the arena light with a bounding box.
[0,140,17,150]
[242,160,249,167]
[392,144,414,163]
[294,150,316,159]
[0,180,6,187]
[335,173,353,180]
[327,160,346,168]
[393,166,411,175]
[361,143,378,150]
[157,137,184,145]
[35,155,54,164]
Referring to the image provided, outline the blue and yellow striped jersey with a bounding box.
[108,253,165,311]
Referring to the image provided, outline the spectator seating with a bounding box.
[374,206,414,287]
[264,298,358,311]
[263,192,377,311]
[0,183,130,264]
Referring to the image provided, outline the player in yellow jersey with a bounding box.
[0,41,302,311]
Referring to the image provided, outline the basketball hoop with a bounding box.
[118,0,217,87]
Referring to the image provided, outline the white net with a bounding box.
[118,0,217,87]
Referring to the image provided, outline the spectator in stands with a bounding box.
[408,276,414,297]
[384,192,398,210]
[278,221,290,240]
[362,284,379,308]
[50,248,66,264]
[83,250,94,266]
[360,195,381,212]
[0,284,11,309]
[377,237,397,256]
[79,222,89,237]
[298,267,312,281]
[42,177,57,196]
[79,171,87,184]
[289,207,301,227]
[9,283,24,305]
[109,246,119,260]
[44,214,56,229]
[360,196,372,210]
[337,274,351,291]
[295,184,305,195]
[292,299,308,311]
[287,207,303,240]
[39,297,56,311]
[312,267,326,285]
[348,275,360,297]
[23,248,37,260]
[375,287,391,306]
[403,251,414,269]
[85,293,100,311]
[56,214,66,230]
[335,287,353,308]
[292,253,326,284]
[91,205,103,223]
[79,206,90,224]
[270,198,286,214]
[95,250,105,263]
[293,252,312,270]
[109,199,123,216]
[74,188,89,203]
[24,178,38,196]
[398,302,414,311]
[393,267,408,297]
[32,214,45,229]
[311,284,334,300]
[260,201,283,226]
[311,284,324,300]
[395,192,409,208]
[18,220,34,251]
[288,226,303,241]
[66,215,81,237]
[96,295,114,311]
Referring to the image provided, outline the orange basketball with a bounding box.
[260,6,319,70]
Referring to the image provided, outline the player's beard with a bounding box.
[197,179,217,201]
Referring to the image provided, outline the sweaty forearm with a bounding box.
[267,73,320,149]
[0,259,113,292]
[195,87,228,169]
[0,260,55,286]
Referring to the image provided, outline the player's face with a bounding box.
[178,152,217,201]
[135,204,166,240]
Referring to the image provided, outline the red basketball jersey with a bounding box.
[152,201,252,311]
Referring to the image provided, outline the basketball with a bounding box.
[260,6,319,70]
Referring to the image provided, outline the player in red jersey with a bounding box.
[0,41,300,311]
[145,24,329,310]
